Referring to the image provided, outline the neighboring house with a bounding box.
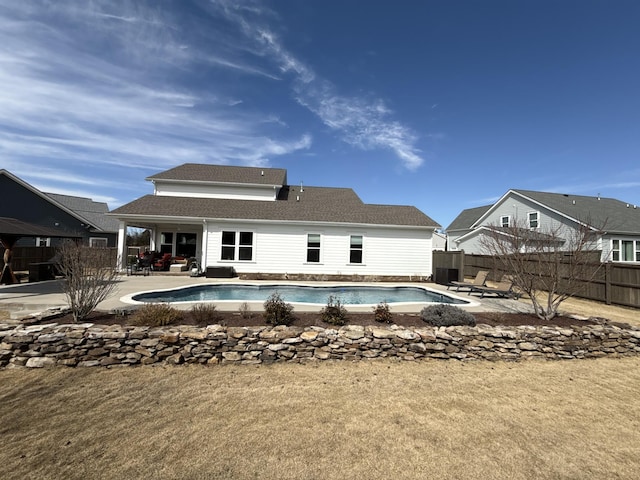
[432,231,447,251]
[110,163,441,278]
[446,189,640,263]
[0,170,119,247]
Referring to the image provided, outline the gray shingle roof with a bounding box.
[446,205,492,231]
[111,185,439,228]
[513,190,640,234]
[46,193,120,233]
[147,163,287,186]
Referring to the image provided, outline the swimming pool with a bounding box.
[125,283,471,308]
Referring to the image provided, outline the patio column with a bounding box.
[117,221,127,271]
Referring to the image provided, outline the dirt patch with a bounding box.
[48,310,606,329]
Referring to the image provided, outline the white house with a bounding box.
[446,189,640,263]
[111,163,441,278]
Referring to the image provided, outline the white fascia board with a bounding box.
[149,178,282,189]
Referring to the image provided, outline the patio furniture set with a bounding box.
[446,270,519,298]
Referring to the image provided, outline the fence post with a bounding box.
[605,262,611,305]
[458,250,465,282]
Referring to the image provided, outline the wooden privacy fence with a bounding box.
[1,246,118,272]
[433,250,640,309]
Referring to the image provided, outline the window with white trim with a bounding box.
[528,211,539,229]
[160,232,173,254]
[36,237,50,247]
[349,235,363,264]
[611,239,640,262]
[500,216,510,228]
[89,237,108,248]
[307,233,321,263]
[221,231,254,261]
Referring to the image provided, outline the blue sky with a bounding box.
[1,0,639,229]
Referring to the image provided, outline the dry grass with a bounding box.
[1,359,640,479]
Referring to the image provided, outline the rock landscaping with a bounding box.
[1,311,639,368]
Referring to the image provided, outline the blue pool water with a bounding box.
[131,284,468,305]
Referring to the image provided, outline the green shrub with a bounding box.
[263,293,294,326]
[190,303,221,326]
[420,304,476,327]
[132,303,183,327]
[321,295,348,326]
[373,301,392,323]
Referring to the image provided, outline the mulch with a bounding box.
[51,310,605,329]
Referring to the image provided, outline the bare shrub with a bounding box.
[239,302,252,319]
[190,303,221,326]
[132,303,183,327]
[55,240,119,322]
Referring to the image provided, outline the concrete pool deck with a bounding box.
[0,274,536,320]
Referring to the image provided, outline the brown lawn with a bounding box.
[1,358,639,479]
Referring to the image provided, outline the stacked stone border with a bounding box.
[1,320,639,368]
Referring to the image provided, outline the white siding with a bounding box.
[154,181,278,201]
[204,222,433,277]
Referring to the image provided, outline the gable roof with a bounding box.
[46,193,119,233]
[111,185,439,228]
[509,190,640,234]
[446,205,491,231]
[0,170,117,233]
[147,163,287,186]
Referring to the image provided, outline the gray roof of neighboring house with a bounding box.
[111,185,440,228]
[147,163,287,186]
[513,190,640,234]
[446,205,492,232]
[46,193,120,233]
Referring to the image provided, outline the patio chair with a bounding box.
[447,270,489,292]
[470,276,518,299]
[153,253,172,271]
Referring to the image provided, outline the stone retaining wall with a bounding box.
[2,321,639,368]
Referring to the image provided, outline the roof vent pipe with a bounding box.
[261,170,264,176]
[300,181,304,192]
[296,195,300,202]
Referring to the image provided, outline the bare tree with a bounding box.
[479,218,603,320]
[56,240,119,322]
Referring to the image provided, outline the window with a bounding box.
[307,234,321,263]
[36,237,50,247]
[528,211,539,229]
[160,232,173,254]
[500,216,510,228]
[221,231,254,261]
[349,235,363,264]
[611,239,640,262]
[89,237,107,248]
[177,233,197,258]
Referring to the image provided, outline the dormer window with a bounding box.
[528,211,539,229]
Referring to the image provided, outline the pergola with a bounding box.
[0,217,81,285]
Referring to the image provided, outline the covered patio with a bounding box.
[0,217,82,285]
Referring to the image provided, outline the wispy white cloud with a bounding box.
[0,0,311,204]
[212,0,425,170]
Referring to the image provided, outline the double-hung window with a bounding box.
[349,235,363,264]
[528,211,539,229]
[221,231,254,261]
[611,239,640,262]
[500,216,510,228]
[307,234,321,263]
